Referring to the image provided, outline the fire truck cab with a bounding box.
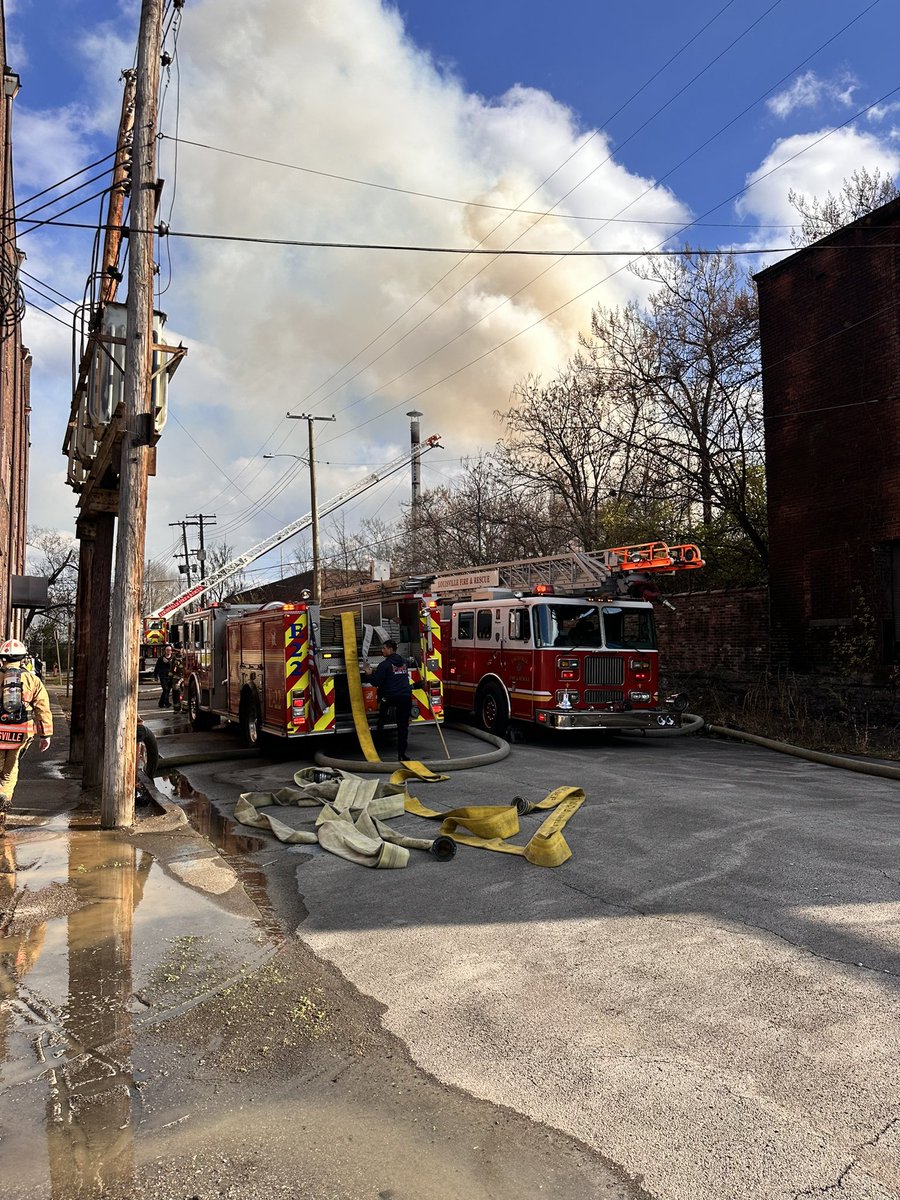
[441,588,684,733]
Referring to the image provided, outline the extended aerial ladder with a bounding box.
[149,435,442,621]
[433,541,704,595]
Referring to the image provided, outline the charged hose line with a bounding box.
[332,611,510,775]
[708,724,900,782]
[315,723,510,773]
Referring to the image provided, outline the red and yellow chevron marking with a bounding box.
[313,676,335,732]
[283,611,335,734]
[413,601,444,723]
[284,613,308,733]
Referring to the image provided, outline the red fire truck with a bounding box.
[139,616,168,676]
[172,593,443,746]
[436,541,702,733]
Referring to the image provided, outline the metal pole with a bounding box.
[406,409,422,518]
[101,0,163,829]
[286,413,335,604]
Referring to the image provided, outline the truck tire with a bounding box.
[476,681,509,736]
[136,722,159,778]
[188,680,219,732]
[239,692,262,748]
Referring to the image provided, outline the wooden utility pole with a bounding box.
[286,413,335,604]
[101,0,164,828]
[69,70,136,769]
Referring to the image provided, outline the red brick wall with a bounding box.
[654,586,770,680]
[755,199,900,670]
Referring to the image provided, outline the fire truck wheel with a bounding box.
[188,681,219,732]
[476,681,509,736]
[239,692,262,748]
[136,722,159,778]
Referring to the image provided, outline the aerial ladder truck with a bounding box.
[142,437,445,745]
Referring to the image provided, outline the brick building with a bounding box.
[0,3,29,638]
[755,197,900,673]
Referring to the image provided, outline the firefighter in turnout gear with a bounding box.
[0,638,52,834]
[365,638,413,761]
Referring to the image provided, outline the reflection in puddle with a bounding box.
[0,790,282,1197]
[1,832,138,1197]
[160,770,282,939]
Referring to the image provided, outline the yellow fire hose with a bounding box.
[340,611,447,782]
[313,613,585,866]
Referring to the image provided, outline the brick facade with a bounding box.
[0,4,29,638]
[654,586,769,681]
[754,198,900,673]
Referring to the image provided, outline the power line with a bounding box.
[311,53,899,441]
[159,135,803,231]
[296,0,887,437]
[12,148,120,213]
[20,218,900,257]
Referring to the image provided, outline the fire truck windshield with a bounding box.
[534,604,657,651]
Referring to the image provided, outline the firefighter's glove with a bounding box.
[39,738,51,752]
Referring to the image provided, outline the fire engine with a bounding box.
[139,616,168,676]
[137,438,446,747]
[170,592,443,745]
[433,542,703,733]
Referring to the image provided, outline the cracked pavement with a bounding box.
[179,726,900,1200]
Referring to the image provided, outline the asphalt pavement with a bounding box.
[158,711,900,1200]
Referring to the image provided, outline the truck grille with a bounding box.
[584,689,625,705]
[583,656,624,686]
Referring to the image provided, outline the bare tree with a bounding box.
[203,541,247,601]
[22,528,78,634]
[788,167,899,247]
[497,374,630,549]
[142,553,181,615]
[583,251,767,574]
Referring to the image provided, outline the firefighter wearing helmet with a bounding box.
[0,637,52,834]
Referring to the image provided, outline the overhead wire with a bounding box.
[154,0,746,515]
[160,135,807,231]
[312,13,896,443]
[142,0,886,541]
[11,148,120,213]
[281,0,789,423]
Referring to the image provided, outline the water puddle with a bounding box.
[0,805,282,1197]
[157,770,283,940]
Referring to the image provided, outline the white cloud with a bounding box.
[13,105,98,190]
[734,126,900,265]
[766,71,857,120]
[867,100,900,123]
[125,0,691,556]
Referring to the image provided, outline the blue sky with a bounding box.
[7,0,900,578]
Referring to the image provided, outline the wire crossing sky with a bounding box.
[10,0,900,578]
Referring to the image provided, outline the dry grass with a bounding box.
[676,670,900,762]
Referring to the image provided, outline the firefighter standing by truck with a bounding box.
[365,639,414,761]
[0,638,52,835]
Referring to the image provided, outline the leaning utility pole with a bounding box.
[69,67,136,777]
[101,0,164,828]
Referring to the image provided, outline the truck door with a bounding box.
[475,606,502,678]
[501,606,535,720]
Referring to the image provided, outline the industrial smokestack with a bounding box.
[407,409,422,520]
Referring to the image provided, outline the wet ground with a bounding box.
[0,687,644,1200]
